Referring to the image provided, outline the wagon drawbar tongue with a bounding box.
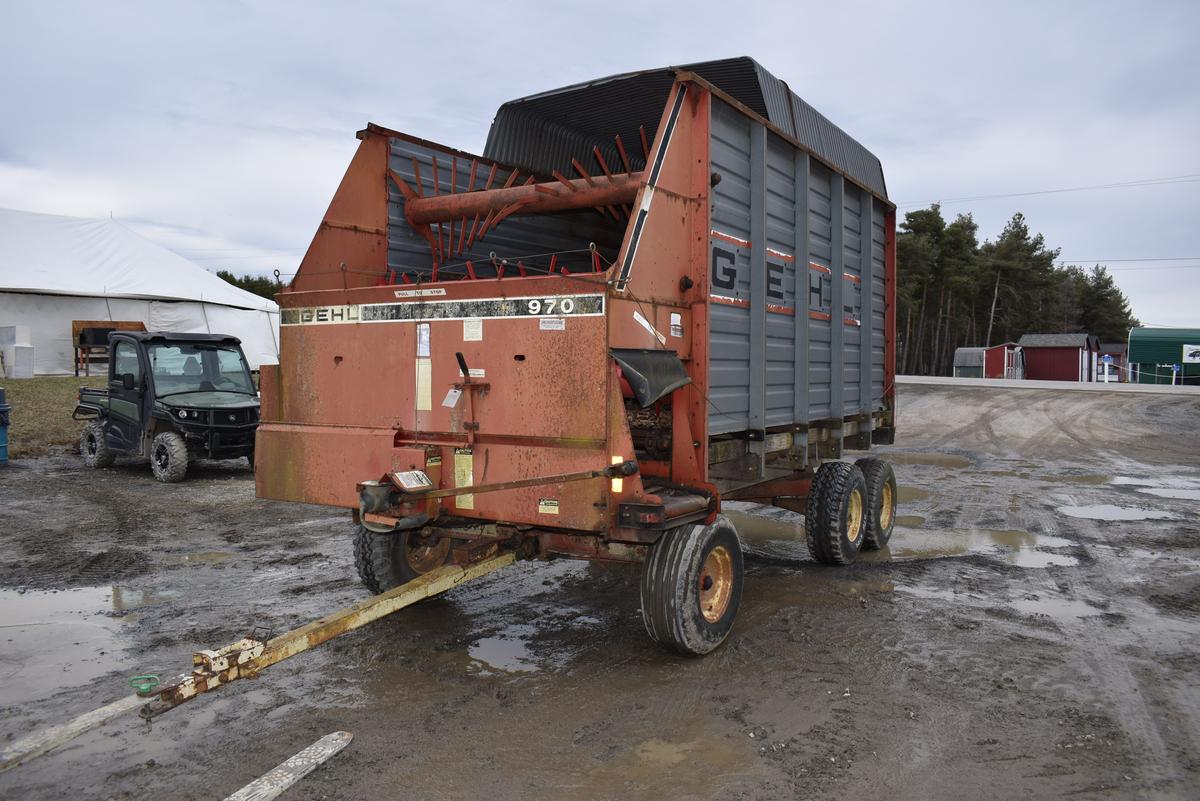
[0,553,516,774]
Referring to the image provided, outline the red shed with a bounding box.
[1017,333,1098,382]
[984,342,1024,379]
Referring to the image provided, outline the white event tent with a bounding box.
[0,208,280,375]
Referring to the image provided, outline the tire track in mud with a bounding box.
[1020,489,1200,798]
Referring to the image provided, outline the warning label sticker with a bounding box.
[537,498,560,515]
[454,449,474,510]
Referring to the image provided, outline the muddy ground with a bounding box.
[1,383,1198,800]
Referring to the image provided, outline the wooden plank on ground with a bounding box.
[223,731,352,801]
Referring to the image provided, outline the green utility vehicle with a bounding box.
[73,332,260,482]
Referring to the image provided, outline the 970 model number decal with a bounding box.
[281,294,605,326]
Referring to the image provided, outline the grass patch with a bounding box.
[3,376,106,459]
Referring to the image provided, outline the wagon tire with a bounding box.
[352,525,452,594]
[81,421,114,468]
[805,461,868,565]
[149,431,188,482]
[640,515,743,656]
[855,458,897,551]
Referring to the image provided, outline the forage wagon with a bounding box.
[256,57,899,654]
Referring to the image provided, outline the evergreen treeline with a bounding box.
[216,270,285,301]
[897,206,1139,376]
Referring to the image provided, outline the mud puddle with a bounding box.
[861,527,1079,567]
[1108,475,1200,502]
[898,485,933,503]
[900,586,1102,623]
[1135,488,1200,501]
[583,731,759,800]
[1034,474,1111,485]
[1008,594,1104,623]
[1057,504,1178,521]
[469,623,541,675]
[166,551,236,566]
[885,452,972,469]
[0,587,140,706]
[1111,475,1200,490]
[727,503,1076,567]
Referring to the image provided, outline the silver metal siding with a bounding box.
[708,101,753,434]
[870,197,887,406]
[765,133,797,427]
[708,98,889,438]
[841,185,862,412]
[807,162,834,419]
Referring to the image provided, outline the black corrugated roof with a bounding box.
[483,57,887,200]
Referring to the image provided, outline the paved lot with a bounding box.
[1,383,1198,800]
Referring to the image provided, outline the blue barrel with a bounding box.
[0,387,8,463]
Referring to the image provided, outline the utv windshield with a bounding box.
[148,343,256,397]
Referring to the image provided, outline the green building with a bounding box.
[1127,328,1200,385]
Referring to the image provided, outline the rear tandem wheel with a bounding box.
[640,515,744,656]
[805,461,869,566]
[855,457,898,551]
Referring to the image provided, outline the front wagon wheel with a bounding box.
[640,516,744,656]
[150,431,188,482]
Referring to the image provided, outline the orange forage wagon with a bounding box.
[256,58,898,655]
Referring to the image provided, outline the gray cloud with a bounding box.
[2,0,1196,324]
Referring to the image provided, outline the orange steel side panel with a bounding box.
[257,78,719,527]
[606,82,712,485]
[257,274,647,529]
[291,131,390,293]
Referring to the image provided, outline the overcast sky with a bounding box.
[2,1,1196,326]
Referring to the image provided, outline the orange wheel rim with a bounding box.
[405,534,451,573]
[880,481,895,530]
[846,488,863,543]
[699,545,735,623]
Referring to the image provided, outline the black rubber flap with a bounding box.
[611,349,692,408]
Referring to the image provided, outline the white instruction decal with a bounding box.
[441,387,462,408]
[394,287,447,298]
[633,310,667,345]
[463,318,483,341]
[415,359,432,411]
[670,312,683,338]
[539,317,566,331]
[454,449,474,510]
[538,498,560,515]
[416,323,431,358]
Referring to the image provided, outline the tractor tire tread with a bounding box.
[81,420,115,468]
[640,516,743,656]
[805,461,866,566]
[856,457,897,551]
[150,431,188,483]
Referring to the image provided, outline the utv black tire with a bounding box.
[150,431,188,483]
[352,525,453,593]
[856,458,897,551]
[640,515,744,656]
[805,461,868,565]
[80,421,114,468]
